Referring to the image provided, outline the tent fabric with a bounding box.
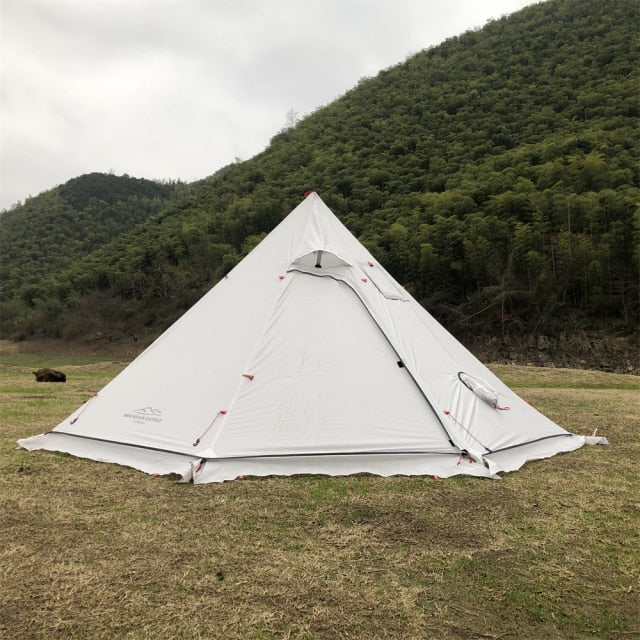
[18,192,607,482]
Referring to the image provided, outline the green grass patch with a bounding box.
[490,364,640,390]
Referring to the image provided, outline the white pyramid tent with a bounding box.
[19,192,606,482]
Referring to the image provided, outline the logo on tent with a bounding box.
[123,407,163,424]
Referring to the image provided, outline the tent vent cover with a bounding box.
[360,262,408,300]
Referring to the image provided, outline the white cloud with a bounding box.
[0,0,538,209]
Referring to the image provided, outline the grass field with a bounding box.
[1,349,638,639]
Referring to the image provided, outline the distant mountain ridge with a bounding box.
[0,173,186,313]
[1,0,638,361]
[57,172,175,210]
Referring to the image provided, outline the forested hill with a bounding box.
[0,173,183,310]
[1,0,638,362]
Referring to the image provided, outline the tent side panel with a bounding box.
[211,273,457,457]
[18,432,197,481]
[483,435,586,475]
[193,452,495,483]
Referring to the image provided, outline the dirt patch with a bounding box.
[468,332,639,374]
[3,337,148,360]
[0,340,19,354]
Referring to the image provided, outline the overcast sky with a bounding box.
[0,0,538,211]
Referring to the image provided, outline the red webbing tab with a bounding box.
[443,410,490,452]
[193,410,227,447]
[456,452,475,466]
[242,374,254,380]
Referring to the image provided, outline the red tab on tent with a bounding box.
[193,410,227,446]
[443,410,490,452]
[457,452,474,466]
[279,275,285,280]
[304,190,315,197]
[242,373,254,380]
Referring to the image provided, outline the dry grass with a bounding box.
[1,353,638,639]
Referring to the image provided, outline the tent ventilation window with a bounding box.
[292,250,351,270]
[458,372,510,411]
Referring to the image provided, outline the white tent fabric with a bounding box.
[18,192,607,482]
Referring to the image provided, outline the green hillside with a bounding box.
[0,173,182,309]
[1,0,638,350]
